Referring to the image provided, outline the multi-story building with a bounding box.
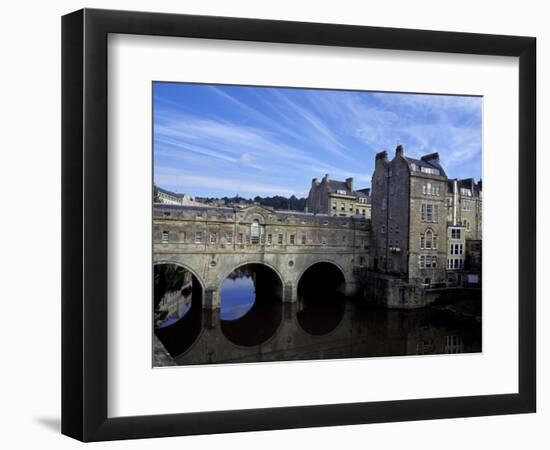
[305,174,371,218]
[371,145,481,289]
[154,185,204,206]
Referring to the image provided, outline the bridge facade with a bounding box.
[153,203,371,309]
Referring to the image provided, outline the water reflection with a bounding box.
[220,265,282,347]
[153,264,482,366]
[153,264,202,358]
[220,272,255,320]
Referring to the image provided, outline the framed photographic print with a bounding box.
[62,8,536,441]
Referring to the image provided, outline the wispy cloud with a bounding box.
[153,83,482,197]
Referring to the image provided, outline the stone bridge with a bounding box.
[153,203,370,308]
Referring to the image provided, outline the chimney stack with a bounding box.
[345,177,354,192]
[323,173,330,183]
[375,150,388,161]
[395,144,404,156]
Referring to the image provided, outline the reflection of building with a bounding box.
[154,185,203,206]
[305,174,371,218]
[370,145,481,296]
[157,271,193,325]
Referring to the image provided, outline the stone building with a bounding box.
[305,174,371,218]
[444,178,483,285]
[370,145,482,299]
[154,185,203,206]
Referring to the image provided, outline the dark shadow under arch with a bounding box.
[297,262,346,336]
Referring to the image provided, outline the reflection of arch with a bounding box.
[153,261,204,359]
[296,261,346,336]
[153,260,206,293]
[219,261,284,347]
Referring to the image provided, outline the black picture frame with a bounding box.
[62,8,536,442]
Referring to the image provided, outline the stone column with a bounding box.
[283,283,298,303]
[203,287,220,309]
[202,308,220,329]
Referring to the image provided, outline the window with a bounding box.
[359,257,365,267]
[194,231,202,243]
[451,228,461,239]
[349,205,353,211]
[419,255,437,268]
[463,219,470,230]
[332,202,337,210]
[460,188,472,196]
[389,184,395,195]
[450,243,464,255]
[161,231,169,243]
[420,166,440,175]
[342,235,346,243]
[301,234,306,245]
[251,219,261,244]
[209,232,217,244]
[337,189,347,195]
[321,236,327,245]
[163,211,171,217]
[226,231,233,243]
[423,182,440,196]
[341,203,345,211]
[420,229,437,249]
[267,234,272,245]
[278,234,283,245]
[362,209,366,216]
[382,198,387,210]
[381,225,386,234]
[290,234,295,245]
[237,233,244,244]
[462,200,472,211]
[421,204,439,223]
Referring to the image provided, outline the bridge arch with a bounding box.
[216,260,286,295]
[153,260,206,294]
[295,259,349,288]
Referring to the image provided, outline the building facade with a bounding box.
[305,174,371,218]
[370,145,482,291]
[154,185,204,206]
[154,203,370,307]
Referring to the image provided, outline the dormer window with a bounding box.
[336,189,347,195]
[421,166,440,175]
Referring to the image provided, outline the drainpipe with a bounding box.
[453,179,458,226]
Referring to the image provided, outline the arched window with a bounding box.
[250,219,263,244]
[420,229,437,249]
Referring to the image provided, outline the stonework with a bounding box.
[153,203,370,308]
[154,145,481,309]
[305,174,371,219]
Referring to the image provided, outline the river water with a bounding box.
[154,269,481,366]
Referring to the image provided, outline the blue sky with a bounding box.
[153,83,482,199]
